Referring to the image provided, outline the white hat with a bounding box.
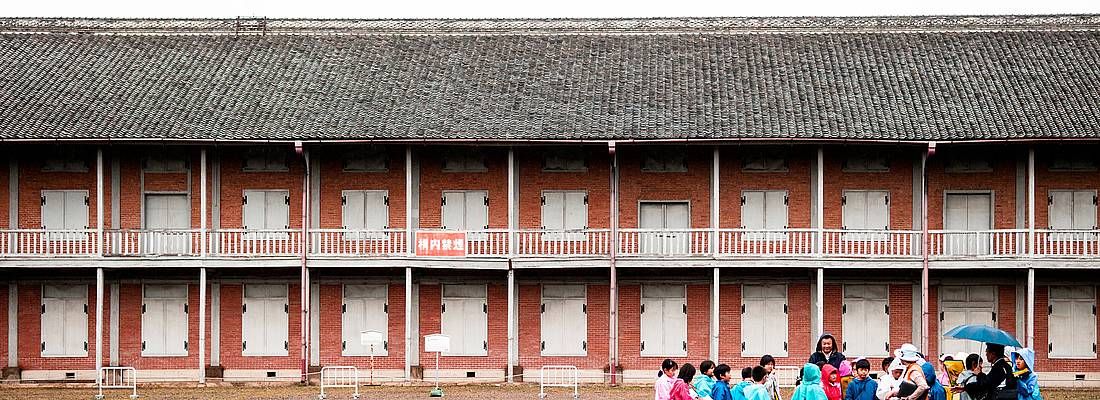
[899,343,920,354]
[888,359,905,371]
[939,354,953,362]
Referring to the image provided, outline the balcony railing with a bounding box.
[2,228,1098,260]
[0,229,99,256]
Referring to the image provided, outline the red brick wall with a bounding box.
[218,284,301,370]
[998,285,1017,337]
[218,147,305,229]
[617,284,711,371]
[417,148,508,230]
[116,284,209,370]
[823,151,915,229]
[618,147,711,229]
[1033,285,1100,372]
[318,147,407,229]
[17,284,107,370]
[928,284,940,357]
[517,147,611,229]
[317,283,406,368]
[717,282,813,367]
[417,284,508,369]
[1033,148,1100,229]
[889,284,914,357]
[926,148,1018,230]
[719,148,812,228]
[516,284,610,369]
[17,147,106,230]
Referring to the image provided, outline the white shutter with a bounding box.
[741,293,765,356]
[265,191,290,230]
[241,295,262,355]
[342,298,364,355]
[242,191,266,231]
[41,191,66,230]
[63,191,89,230]
[741,192,765,229]
[364,191,389,231]
[1072,300,1097,356]
[941,310,968,355]
[465,299,487,356]
[141,300,166,355]
[465,191,488,230]
[441,192,465,230]
[565,298,588,355]
[145,195,169,229]
[842,297,865,355]
[663,297,687,356]
[564,192,587,231]
[764,191,788,230]
[542,192,564,230]
[944,194,969,230]
[1049,286,1097,358]
[540,298,563,355]
[764,296,788,356]
[342,191,365,230]
[441,285,487,356]
[843,191,867,230]
[639,297,663,356]
[967,195,992,230]
[40,298,66,356]
[165,300,188,355]
[1073,191,1097,230]
[868,192,890,230]
[342,285,388,356]
[63,297,88,356]
[440,298,463,355]
[1049,191,1074,229]
[264,298,289,355]
[1048,298,1071,357]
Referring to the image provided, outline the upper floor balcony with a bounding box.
[2,227,1096,261]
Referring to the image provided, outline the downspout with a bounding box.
[296,142,310,383]
[608,141,619,385]
[1027,147,1035,349]
[921,142,935,352]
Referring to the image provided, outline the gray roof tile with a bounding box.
[1,16,1100,142]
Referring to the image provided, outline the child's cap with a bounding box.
[888,359,905,372]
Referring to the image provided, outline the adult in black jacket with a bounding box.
[807,333,845,370]
[963,343,1014,400]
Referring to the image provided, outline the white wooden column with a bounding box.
[405,267,413,381]
[1028,148,1035,256]
[506,147,516,383]
[506,269,516,383]
[816,268,824,340]
[608,141,619,384]
[199,148,208,382]
[95,268,104,377]
[1027,268,1035,348]
[96,148,104,256]
[7,283,16,368]
[710,146,720,361]
[199,267,207,383]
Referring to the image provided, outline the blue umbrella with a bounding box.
[943,324,1022,347]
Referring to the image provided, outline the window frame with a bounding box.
[342,146,390,172]
[841,284,891,358]
[141,284,190,357]
[341,284,389,356]
[741,150,789,173]
[242,147,290,172]
[241,284,290,357]
[540,284,588,356]
[640,148,688,173]
[639,284,687,357]
[740,284,789,357]
[1047,285,1098,359]
[441,148,488,172]
[542,148,588,172]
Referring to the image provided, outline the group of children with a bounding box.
[654,356,783,400]
[656,344,1042,400]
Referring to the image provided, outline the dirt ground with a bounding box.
[1,385,1099,400]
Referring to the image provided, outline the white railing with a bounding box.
[104,229,202,256]
[208,229,303,257]
[516,229,612,256]
[463,230,511,256]
[1033,229,1100,257]
[539,365,579,399]
[0,229,99,256]
[311,229,407,257]
[717,229,816,256]
[96,366,138,400]
[928,230,1026,257]
[618,229,712,257]
[318,366,360,400]
[821,229,922,258]
[774,366,801,388]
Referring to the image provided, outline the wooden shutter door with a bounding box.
[241,294,262,355]
[440,297,462,355]
[364,298,389,355]
[242,191,266,231]
[741,192,765,229]
[364,191,389,231]
[342,297,364,355]
[466,298,488,356]
[565,298,588,355]
[639,296,663,356]
[40,297,65,356]
[868,192,890,231]
[1049,191,1073,229]
[1073,191,1097,229]
[944,194,968,231]
[542,192,564,230]
[63,191,89,230]
[741,295,765,356]
[764,191,788,230]
[342,191,365,231]
[764,294,788,356]
[265,191,290,231]
[1048,299,1070,357]
[842,296,865,355]
[465,191,488,231]
[142,299,165,355]
[441,192,465,230]
[843,191,867,230]
[564,192,587,231]
[166,299,189,354]
[64,297,88,356]
[540,298,563,355]
[268,297,289,355]
[41,191,66,230]
[663,297,687,356]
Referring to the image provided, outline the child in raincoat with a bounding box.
[733,367,755,400]
[792,364,828,400]
[695,360,718,400]
[657,359,679,400]
[844,359,879,400]
[1011,348,1042,400]
[876,358,904,400]
[671,364,697,400]
[822,364,843,400]
[839,360,854,397]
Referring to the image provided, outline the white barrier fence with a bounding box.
[773,365,802,388]
[318,366,360,400]
[539,365,579,399]
[96,367,138,400]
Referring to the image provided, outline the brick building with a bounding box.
[0,15,1099,386]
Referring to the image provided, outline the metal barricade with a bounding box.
[539,365,579,399]
[96,367,138,400]
[774,365,801,387]
[319,366,360,400]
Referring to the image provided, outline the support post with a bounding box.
[96,148,104,256]
[508,148,516,256]
[711,146,719,256]
[815,147,824,255]
[506,268,516,383]
[1027,268,1035,348]
[7,283,16,368]
[200,149,207,257]
[405,267,413,381]
[1028,148,1035,256]
[406,146,415,256]
[711,267,720,361]
[608,141,619,385]
[816,268,824,340]
[199,267,207,384]
[95,268,104,378]
[299,145,310,383]
[920,147,932,352]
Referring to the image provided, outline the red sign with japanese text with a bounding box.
[414,231,467,257]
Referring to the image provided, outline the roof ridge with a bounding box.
[3,14,1100,35]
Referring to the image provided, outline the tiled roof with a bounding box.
[2,16,1100,142]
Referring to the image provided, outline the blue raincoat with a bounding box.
[695,374,718,399]
[792,364,829,400]
[921,361,946,400]
[1012,348,1042,400]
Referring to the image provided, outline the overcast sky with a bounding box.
[5,0,1098,19]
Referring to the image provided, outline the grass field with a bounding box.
[2,385,1100,400]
